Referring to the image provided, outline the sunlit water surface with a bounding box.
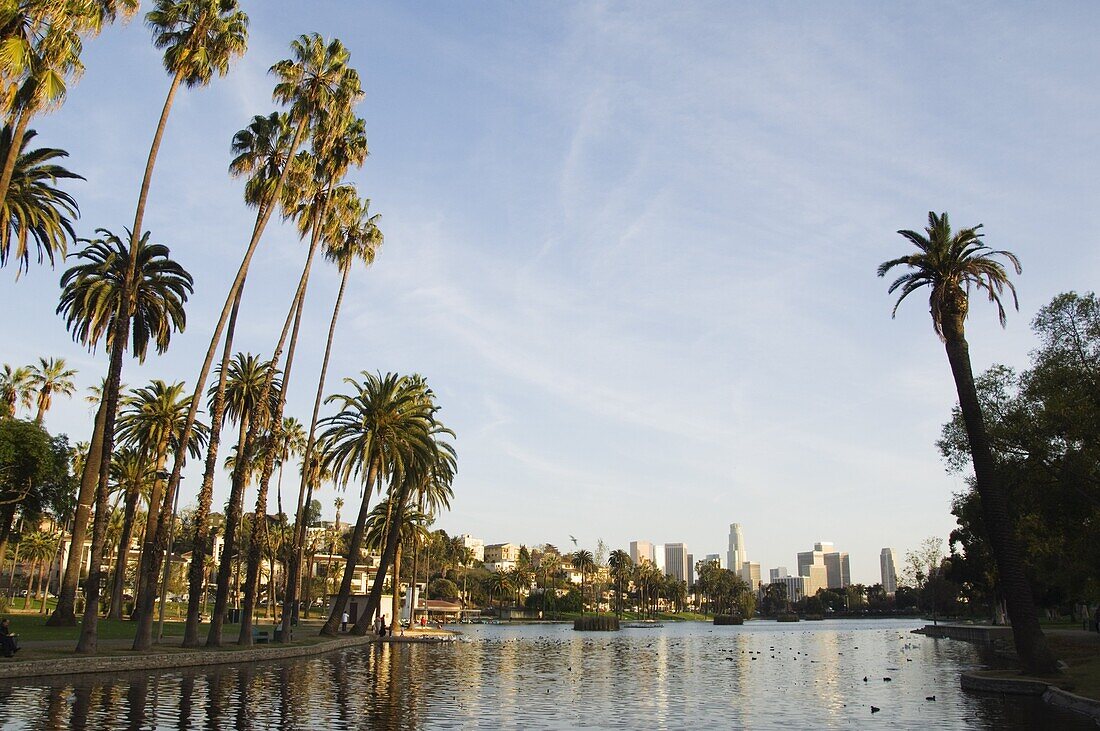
[0,619,1093,730]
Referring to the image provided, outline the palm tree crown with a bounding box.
[56,228,193,359]
[0,125,81,274]
[0,363,34,417]
[27,355,76,422]
[146,0,248,88]
[877,211,1021,339]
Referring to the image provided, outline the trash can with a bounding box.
[228,607,242,624]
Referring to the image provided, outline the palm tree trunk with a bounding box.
[354,488,410,635]
[391,540,403,630]
[130,70,183,251]
[36,558,48,612]
[0,503,16,574]
[181,284,245,647]
[76,314,129,654]
[942,323,1059,675]
[245,229,323,645]
[48,400,106,626]
[131,444,170,622]
[23,558,37,610]
[204,414,251,647]
[272,208,332,643]
[321,460,379,636]
[0,110,31,209]
[153,118,311,651]
[284,261,351,636]
[107,484,141,620]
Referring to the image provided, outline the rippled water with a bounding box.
[0,618,1092,730]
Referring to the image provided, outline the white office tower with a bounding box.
[727,523,746,573]
[665,543,689,582]
[824,551,851,590]
[880,548,898,595]
[740,562,762,591]
[630,540,656,566]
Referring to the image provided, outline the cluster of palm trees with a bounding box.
[0,357,76,423]
[2,2,458,656]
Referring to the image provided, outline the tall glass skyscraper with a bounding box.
[880,548,898,594]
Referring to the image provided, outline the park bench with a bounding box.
[252,628,270,644]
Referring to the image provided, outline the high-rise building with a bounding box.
[704,553,722,568]
[797,543,830,596]
[773,575,806,603]
[687,553,695,587]
[880,548,898,595]
[769,566,789,583]
[664,543,689,582]
[727,524,746,573]
[740,561,761,591]
[629,540,655,566]
[458,534,484,563]
[824,551,850,590]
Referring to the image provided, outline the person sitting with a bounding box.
[1,618,19,657]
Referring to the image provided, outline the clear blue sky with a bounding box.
[2,2,1098,584]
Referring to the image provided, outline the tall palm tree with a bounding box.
[174,33,361,645]
[200,353,278,648]
[56,228,192,652]
[879,211,1056,675]
[608,549,632,617]
[117,379,205,625]
[283,195,380,638]
[315,372,437,637]
[0,364,34,417]
[0,126,81,275]
[27,356,75,423]
[571,550,595,616]
[104,446,152,619]
[486,571,511,616]
[273,416,305,518]
[254,117,367,646]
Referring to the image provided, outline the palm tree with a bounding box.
[364,497,430,629]
[27,356,75,423]
[104,447,152,619]
[283,195,380,637]
[201,353,277,648]
[486,571,511,616]
[55,229,191,652]
[315,372,436,637]
[608,549,632,617]
[0,126,81,275]
[0,364,34,417]
[174,33,361,646]
[273,416,305,517]
[571,549,595,615]
[116,379,205,625]
[255,119,367,646]
[20,528,57,611]
[879,211,1057,675]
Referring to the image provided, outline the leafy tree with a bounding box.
[0,419,71,570]
[879,211,1056,675]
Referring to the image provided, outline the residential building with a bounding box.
[880,548,898,595]
[664,543,689,583]
[458,534,485,563]
[824,551,851,590]
[727,524,746,574]
[629,540,656,566]
[484,543,521,572]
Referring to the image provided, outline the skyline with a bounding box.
[3,3,1099,588]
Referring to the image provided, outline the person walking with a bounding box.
[341,611,349,632]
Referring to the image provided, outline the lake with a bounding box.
[0,618,1091,729]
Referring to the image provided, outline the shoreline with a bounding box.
[0,628,457,682]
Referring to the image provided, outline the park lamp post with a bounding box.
[156,474,182,644]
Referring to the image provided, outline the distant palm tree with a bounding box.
[572,550,595,616]
[56,229,191,652]
[879,211,1056,675]
[27,356,76,423]
[273,416,305,518]
[104,447,153,619]
[364,496,430,628]
[0,126,81,275]
[486,570,511,616]
[0,364,34,418]
[608,549,632,617]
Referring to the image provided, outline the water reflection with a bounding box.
[0,619,1093,730]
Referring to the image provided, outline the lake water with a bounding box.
[0,618,1092,730]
